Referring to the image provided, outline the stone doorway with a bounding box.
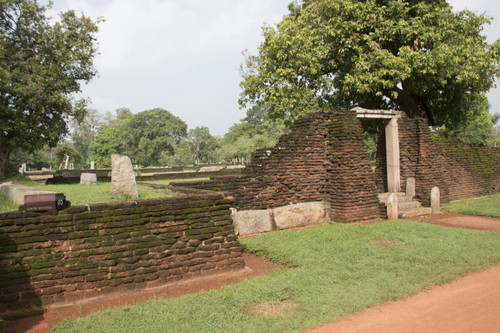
[352,107,402,193]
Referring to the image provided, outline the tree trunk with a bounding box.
[393,87,435,125]
[0,145,11,180]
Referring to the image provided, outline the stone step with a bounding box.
[378,192,405,203]
[399,207,432,219]
[398,201,422,210]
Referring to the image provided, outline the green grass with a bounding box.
[54,220,500,333]
[0,180,175,210]
[0,192,18,212]
[442,194,500,217]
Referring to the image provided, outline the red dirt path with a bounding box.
[7,212,500,333]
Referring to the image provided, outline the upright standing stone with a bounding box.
[80,173,97,186]
[385,118,401,193]
[69,163,74,170]
[386,193,398,220]
[431,187,440,213]
[406,177,415,197]
[19,163,27,176]
[90,161,95,169]
[110,154,138,198]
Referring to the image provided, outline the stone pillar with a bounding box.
[90,161,95,169]
[385,118,401,192]
[406,177,415,197]
[431,187,440,213]
[386,193,398,220]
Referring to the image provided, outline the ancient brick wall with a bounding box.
[376,117,500,205]
[169,175,247,193]
[0,194,244,320]
[234,110,380,221]
[325,112,381,221]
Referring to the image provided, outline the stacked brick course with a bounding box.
[0,194,244,319]
[376,117,500,205]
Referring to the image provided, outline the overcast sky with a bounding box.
[47,0,500,136]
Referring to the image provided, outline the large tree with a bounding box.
[0,0,99,178]
[89,108,187,167]
[122,108,187,166]
[240,0,500,128]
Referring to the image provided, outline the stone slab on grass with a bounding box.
[0,182,55,205]
[273,202,330,230]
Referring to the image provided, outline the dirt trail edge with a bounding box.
[310,213,500,333]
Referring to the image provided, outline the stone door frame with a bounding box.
[352,107,402,193]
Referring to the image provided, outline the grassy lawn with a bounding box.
[54,220,500,333]
[0,180,175,211]
[442,194,500,217]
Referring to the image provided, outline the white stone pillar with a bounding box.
[386,193,399,220]
[90,161,95,170]
[385,118,401,193]
[431,187,440,213]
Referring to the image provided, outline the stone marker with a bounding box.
[69,163,74,170]
[110,154,138,198]
[431,187,440,213]
[386,193,398,220]
[90,161,95,169]
[80,173,97,186]
[406,177,415,197]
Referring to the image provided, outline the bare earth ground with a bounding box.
[7,212,500,333]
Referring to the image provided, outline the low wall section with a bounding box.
[0,194,244,319]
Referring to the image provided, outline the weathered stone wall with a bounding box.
[0,194,244,320]
[376,117,500,205]
[234,110,380,221]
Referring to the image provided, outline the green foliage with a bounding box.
[89,108,187,167]
[439,96,499,147]
[240,0,500,127]
[71,109,101,165]
[0,0,100,178]
[164,126,220,166]
[121,108,187,166]
[442,194,500,217]
[53,143,82,169]
[54,221,500,332]
[9,146,53,170]
[222,104,288,163]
